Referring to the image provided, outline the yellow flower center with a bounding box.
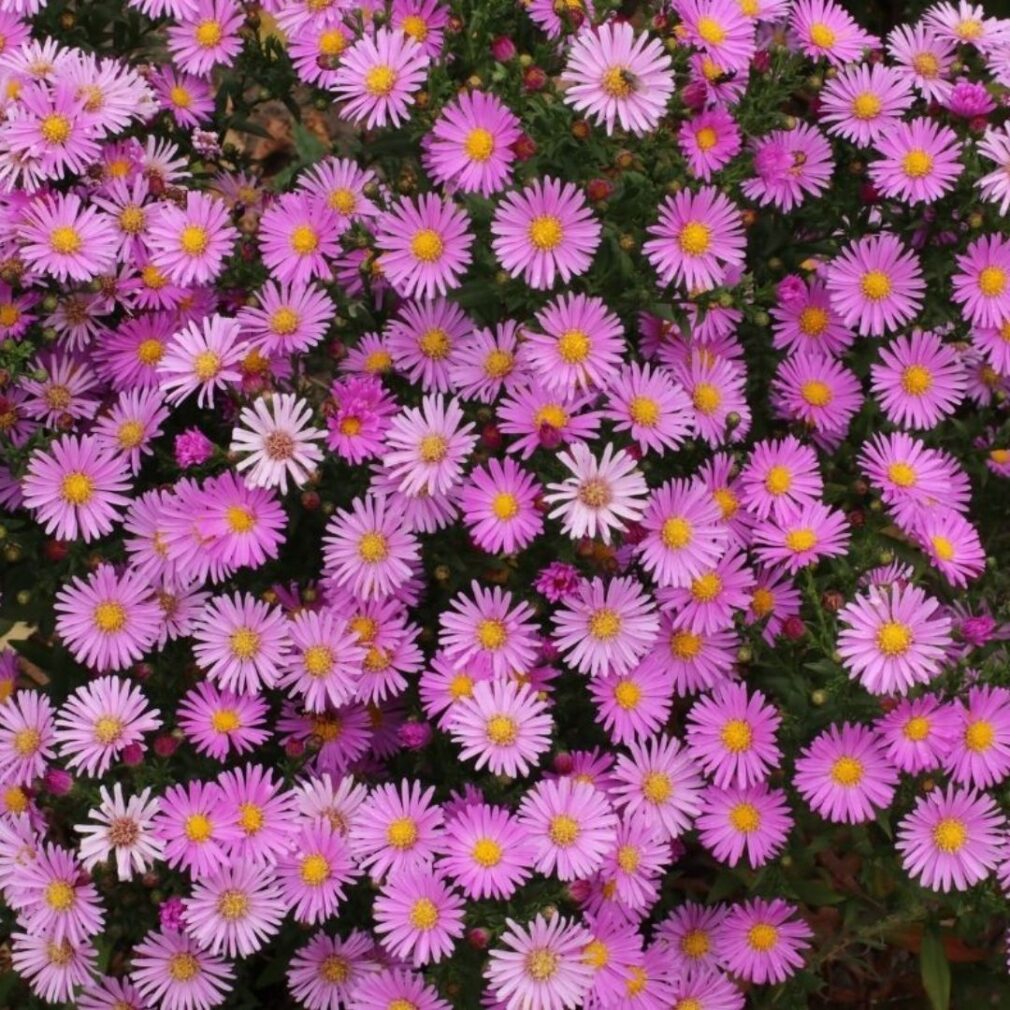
[169,84,192,108]
[529,215,564,251]
[40,113,71,144]
[45,880,75,911]
[616,844,640,873]
[751,586,775,617]
[670,630,702,659]
[809,22,836,47]
[526,949,559,981]
[179,225,209,256]
[692,381,721,414]
[830,755,864,786]
[491,492,519,520]
[965,719,994,752]
[912,51,940,77]
[661,516,693,549]
[955,18,983,39]
[979,266,1007,297]
[211,708,241,733]
[61,471,94,505]
[0,303,19,328]
[168,952,200,982]
[92,601,126,634]
[678,221,712,256]
[230,627,261,660]
[601,66,633,98]
[903,715,930,742]
[747,923,779,951]
[729,802,760,832]
[319,954,350,983]
[217,889,249,921]
[291,225,319,255]
[695,126,718,150]
[419,327,450,359]
[184,813,213,842]
[589,608,622,640]
[93,715,123,745]
[801,379,833,407]
[798,305,829,336]
[695,15,727,43]
[852,92,882,119]
[137,338,164,365]
[860,270,891,300]
[902,149,933,178]
[578,478,612,508]
[484,348,513,377]
[584,939,609,968]
[358,531,388,563]
[300,853,331,886]
[876,621,912,655]
[681,929,710,958]
[12,728,40,757]
[535,403,568,429]
[386,816,418,849]
[464,127,495,162]
[933,817,967,853]
[613,679,641,710]
[642,771,672,803]
[419,433,448,462]
[901,364,932,395]
[887,461,917,487]
[195,19,223,47]
[118,420,145,449]
[193,350,221,381]
[785,527,817,552]
[477,618,507,650]
[409,897,439,930]
[328,186,355,214]
[238,802,263,834]
[548,814,581,846]
[486,714,518,745]
[411,229,444,262]
[929,534,955,562]
[472,837,503,867]
[50,226,81,255]
[691,571,722,602]
[269,307,300,335]
[626,966,648,995]
[557,328,591,364]
[400,14,428,40]
[304,645,334,677]
[449,673,473,700]
[3,785,27,813]
[720,718,753,752]
[628,395,660,426]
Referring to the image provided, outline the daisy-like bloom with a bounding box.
[772,352,863,437]
[158,314,248,408]
[686,683,781,788]
[825,233,925,338]
[771,276,854,357]
[858,431,964,517]
[230,394,324,493]
[238,281,334,356]
[717,899,811,985]
[383,393,477,496]
[869,118,963,205]
[449,680,552,778]
[552,576,659,678]
[485,914,593,1010]
[876,694,959,775]
[21,352,100,428]
[603,362,694,455]
[696,783,793,868]
[392,0,449,56]
[349,967,450,1010]
[279,608,365,713]
[678,106,742,182]
[276,820,355,925]
[740,123,834,212]
[153,66,215,127]
[544,441,648,545]
[257,192,342,286]
[524,292,625,394]
[76,784,164,881]
[952,235,1010,329]
[644,186,746,293]
[818,63,914,148]
[459,457,543,555]
[886,23,956,102]
[386,298,472,394]
[660,550,755,635]
[92,388,169,476]
[19,192,117,283]
[53,567,160,676]
[518,778,618,881]
[0,690,56,786]
[11,932,97,1006]
[217,763,299,865]
[656,902,727,974]
[375,194,473,300]
[78,976,148,1010]
[789,0,875,64]
[131,927,235,1010]
[498,381,603,458]
[977,125,1010,215]
[191,592,290,695]
[439,582,540,679]
[449,319,526,403]
[897,786,1006,893]
[373,867,465,966]
[595,809,667,911]
[424,90,520,196]
[438,803,533,900]
[348,779,445,878]
[166,0,244,75]
[666,969,744,1010]
[590,661,674,746]
[53,674,160,776]
[738,436,823,521]
[287,931,379,1010]
[676,0,756,72]
[870,329,966,429]
[491,176,601,290]
[915,508,985,587]
[752,500,851,574]
[638,478,728,588]
[611,733,705,840]
[562,20,675,136]
[836,584,952,696]
[332,28,429,128]
[156,780,240,877]
[794,722,898,824]
[925,0,1010,49]
[147,191,237,286]
[18,842,105,945]
[945,686,1010,790]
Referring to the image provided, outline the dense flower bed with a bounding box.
[2,0,1010,1006]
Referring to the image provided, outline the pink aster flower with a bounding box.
[257,192,342,286]
[869,118,963,205]
[191,592,291,694]
[790,0,875,64]
[655,902,727,973]
[449,679,552,778]
[686,682,782,788]
[217,763,298,865]
[349,968,450,1010]
[375,194,473,300]
[12,932,97,1005]
[0,689,55,785]
[659,549,755,635]
[382,393,477,496]
[976,125,1010,215]
[518,777,618,880]
[332,29,429,128]
[425,90,520,196]
[524,292,625,394]
[238,281,335,356]
[287,930,379,1010]
[589,661,674,746]
[166,0,244,75]
[858,431,965,518]
[372,867,464,966]
[156,780,240,877]
[837,583,952,696]
[491,176,601,290]
[19,192,117,282]
[230,393,324,493]
[544,441,648,545]
[696,783,793,868]
[76,784,164,882]
[386,298,472,394]
[449,319,526,403]
[638,477,728,589]
[771,352,863,436]
[870,329,966,429]
[675,0,756,72]
[644,186,746,293]
[945,686,1010,790]
[459,457,543,555]
[438,802,533,900]
[53,674,160,776]
[666,970,744,1010]
[794,722,898,823]
[16,841,104,943]
[738,436,823,521]
[78,976,149,1010]
[740,123,833,211]
[819,63,914,148]
[276,819,355,925]
[602,362,694,455]
[678,106,742,181]
[915,508,985,587]
[952,234,1010,328]
[561,20,675,136]
[897,786,1006,893]
[184,861,284,957]
[752,500,851,574]
[825,232,925,337]
[153,66,215,127]
[876,694,959,775]
[486,914,593,1010]
[22,434,131,543]
[158,314,248,409]
[886,23,956,102]
[439,582,539,679]
[611,733,705,839]
[147,191,237,286]
[130,927,234,1010]
[770,276,854,357]
[278,608,365,712]
[552,576,659,678]
[716,899,811,984]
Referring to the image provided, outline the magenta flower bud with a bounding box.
[398,721,433,750]
[490,36,516,61]
[523,66,547,93]
[173,428,213,468]
[467,927,490,949]
[121,742,145,766]
[159,896,186,931]
[153,734,179,758]
[553,751,574,775]
[43,768,73,795]
[538,422,563,450]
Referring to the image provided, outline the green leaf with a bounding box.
[788,878,844,906]
[921,928,951,1010]
[292,122,328,166]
